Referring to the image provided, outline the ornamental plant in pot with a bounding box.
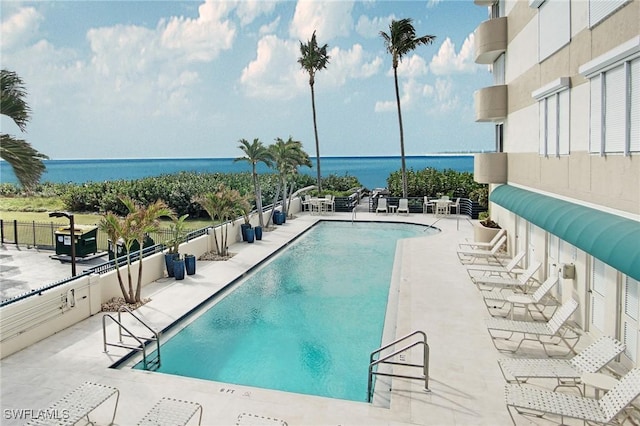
[238,195,253,241]
[165,213,189,277]
[474,211,502,243]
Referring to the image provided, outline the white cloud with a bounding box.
[427,0,443,8]
[158,1,236,62]
[375,79,434,113]
[240,35,306,99]
[289,1,354,41]
[324,44,382,86]
[236,0,278,26]
[396,54,429,79]
[259,17,280,35]
[432,77,458,112]
[1,7,43,50]
[355,14,395,38]
[429,34,479,75]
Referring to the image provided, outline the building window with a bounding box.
[580,37,640,155]
[533,78,570,157]
[495,123,504,153]
[589,0,630,28]
[536,0,570,62]
[492,53,505,86]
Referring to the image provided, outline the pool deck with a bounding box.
[1,210,590,425]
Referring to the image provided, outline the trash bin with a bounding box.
[108,235,155,260]
[54,225,98,257]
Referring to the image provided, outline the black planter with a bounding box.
[240,223,252,241]
[165,253,179,277]
[185,255,196,275]
[254,226,262,240]
[174,258,185,280]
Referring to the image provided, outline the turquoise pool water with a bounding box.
[136,221,432,401]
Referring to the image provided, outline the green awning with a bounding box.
[490,185,640,281]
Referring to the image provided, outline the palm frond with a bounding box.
[1,69,31,132]
[0,134,47,190]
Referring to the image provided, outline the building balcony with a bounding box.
[474,85,508,122]
[474,17,507,64]
[474,152,507,184]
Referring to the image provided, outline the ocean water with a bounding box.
[0,155,474,190]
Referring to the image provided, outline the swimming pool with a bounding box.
[134,221,433,401]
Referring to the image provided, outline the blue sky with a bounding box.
[1,0,495,160]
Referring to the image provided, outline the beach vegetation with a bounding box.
[380,19,435,199]
[298,31,330,192]
[0,69,48,191]
[387,167,486,201]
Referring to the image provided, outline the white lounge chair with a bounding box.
[466,251,526,278]
[397,198,409,215]
[138,397,203,426]
[481,275,559,319]
[498,335,625,386]
[459,228,507,249]
[26,382,119,426]
[375,197,388,214]
[473,261,542,292]
[457,235,508,264]
[505,368,640,425]
[486,298,580,356]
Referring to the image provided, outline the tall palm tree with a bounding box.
[380,19,435,198]
[234,138,273,229]
[298,31,330,192]
[0,69,48,190]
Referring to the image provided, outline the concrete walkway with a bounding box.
[0,210,589,425]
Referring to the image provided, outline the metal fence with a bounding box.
[367,197,486,219]
[0,219,187,252]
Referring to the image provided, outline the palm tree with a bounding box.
[99,197,173,304]
[234,138,273,229]
[298,31,330,192]
[268,137,312,224]
[0,69,48,190]
[196,185,245,257]
[380,19,435,198]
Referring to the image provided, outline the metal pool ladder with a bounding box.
[367,330,429,402]
[102,306,161,370]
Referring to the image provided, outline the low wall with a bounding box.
[0,202,293,359]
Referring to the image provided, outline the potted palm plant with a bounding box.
[165,213,189,277]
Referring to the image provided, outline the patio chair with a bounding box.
[435,200,449,216]
[449,197,460,215]
[459,228,507,249]
[138,397,203,426]
[472,261,542,292]
[505,368,640,425]
[397,198,409,215]
[498,335,625,386]
[481,275,559,319]
[423,196,434,214]
[324,194,335,214]
[301,195,311,212]
[26,382,119,426]
[375,197,388,214]
[457,235,508,264]
[486,298,580,356]
[466,250,526,277]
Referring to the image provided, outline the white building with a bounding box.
[472,0,640,368]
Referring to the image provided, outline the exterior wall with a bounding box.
[475,0,640,367]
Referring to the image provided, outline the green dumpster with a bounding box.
[54,225,98,257]
[108,235,155,260]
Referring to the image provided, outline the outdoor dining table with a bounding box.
[432,199,452,216]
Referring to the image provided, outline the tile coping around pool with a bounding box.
[1,211,569,425]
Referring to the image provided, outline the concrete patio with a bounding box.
[0,209,592,425]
